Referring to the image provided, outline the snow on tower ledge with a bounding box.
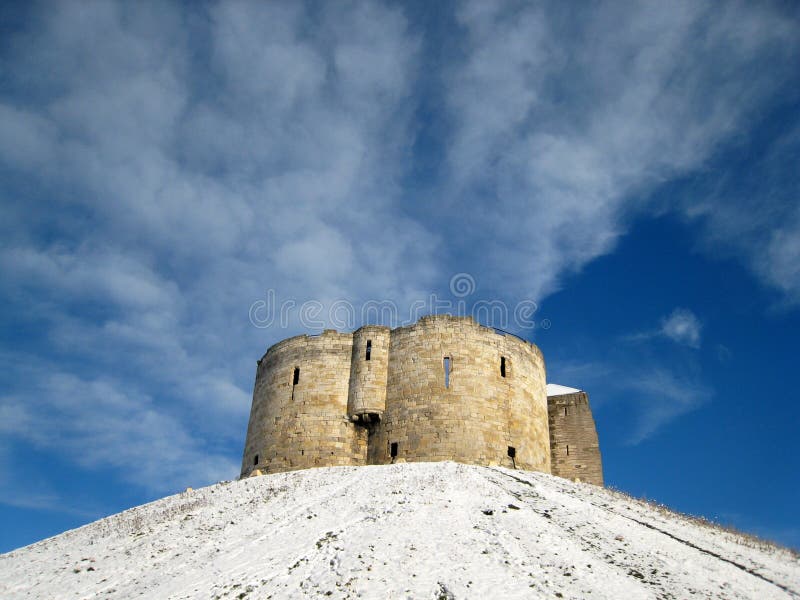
[546,383,582,396]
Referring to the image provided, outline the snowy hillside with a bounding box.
[1,462,798,599]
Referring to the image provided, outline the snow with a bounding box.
[546,383,582,396]
[1,462,798,599]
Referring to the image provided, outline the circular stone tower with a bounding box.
[366,315,550,472]
[240,330,368,476]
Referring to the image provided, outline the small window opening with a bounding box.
[507,446,516,458]
[253,454,259,465]
[390,442,398,458]
[293,367,300,386]
[563,406,568,416]
[443,356,451,389]
[566,444,570,456]
[365,340,372,361]
[500,356,506,378]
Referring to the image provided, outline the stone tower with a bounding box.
[546,384,604,486]
[240,315,603,485]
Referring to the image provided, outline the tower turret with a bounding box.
[347,325,390,421]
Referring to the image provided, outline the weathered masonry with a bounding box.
[546,384,604,486]
[240,314,603,485]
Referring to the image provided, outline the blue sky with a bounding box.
[1,0,799,552]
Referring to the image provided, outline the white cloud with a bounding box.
[0,246,179,311]
[0,484,97,518]
[0,0,434,496]
[0,104,56,169]
[621,308,702,347]
[0,367,239,492]
[764,222,800,299]
[660,309,702,348]
[552,359,711,444]
[680,124,800,306]
[443,0,799,301]
[621,367,711,444]
[0,447,99,518]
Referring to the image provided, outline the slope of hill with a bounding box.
[1,462,798,599]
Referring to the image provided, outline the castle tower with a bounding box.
[240,330,368,476]
[546,384,604,485]
[240,315,602,485]
[347,325,390,421]
[366,315,550,472]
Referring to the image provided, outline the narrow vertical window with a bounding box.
[443,356,451,389]
[563,406,568,416]
[390,442,398,458]
[293,367,300,386]
[500,356,506,377]
[365,339,372,361]
[253,454,259,465]
[566,444,570,456]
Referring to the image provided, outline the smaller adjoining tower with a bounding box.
[347,325,390,422]
[546,384,603,486]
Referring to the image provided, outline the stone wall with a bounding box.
[367,315,550,472]
[241,315,600,484]
[547,390,604,486]
[347,326,390,418]
[240,330,368,475]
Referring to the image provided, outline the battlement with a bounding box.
[241,314,603,485]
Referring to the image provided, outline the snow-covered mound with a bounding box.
[1,462,798,599]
